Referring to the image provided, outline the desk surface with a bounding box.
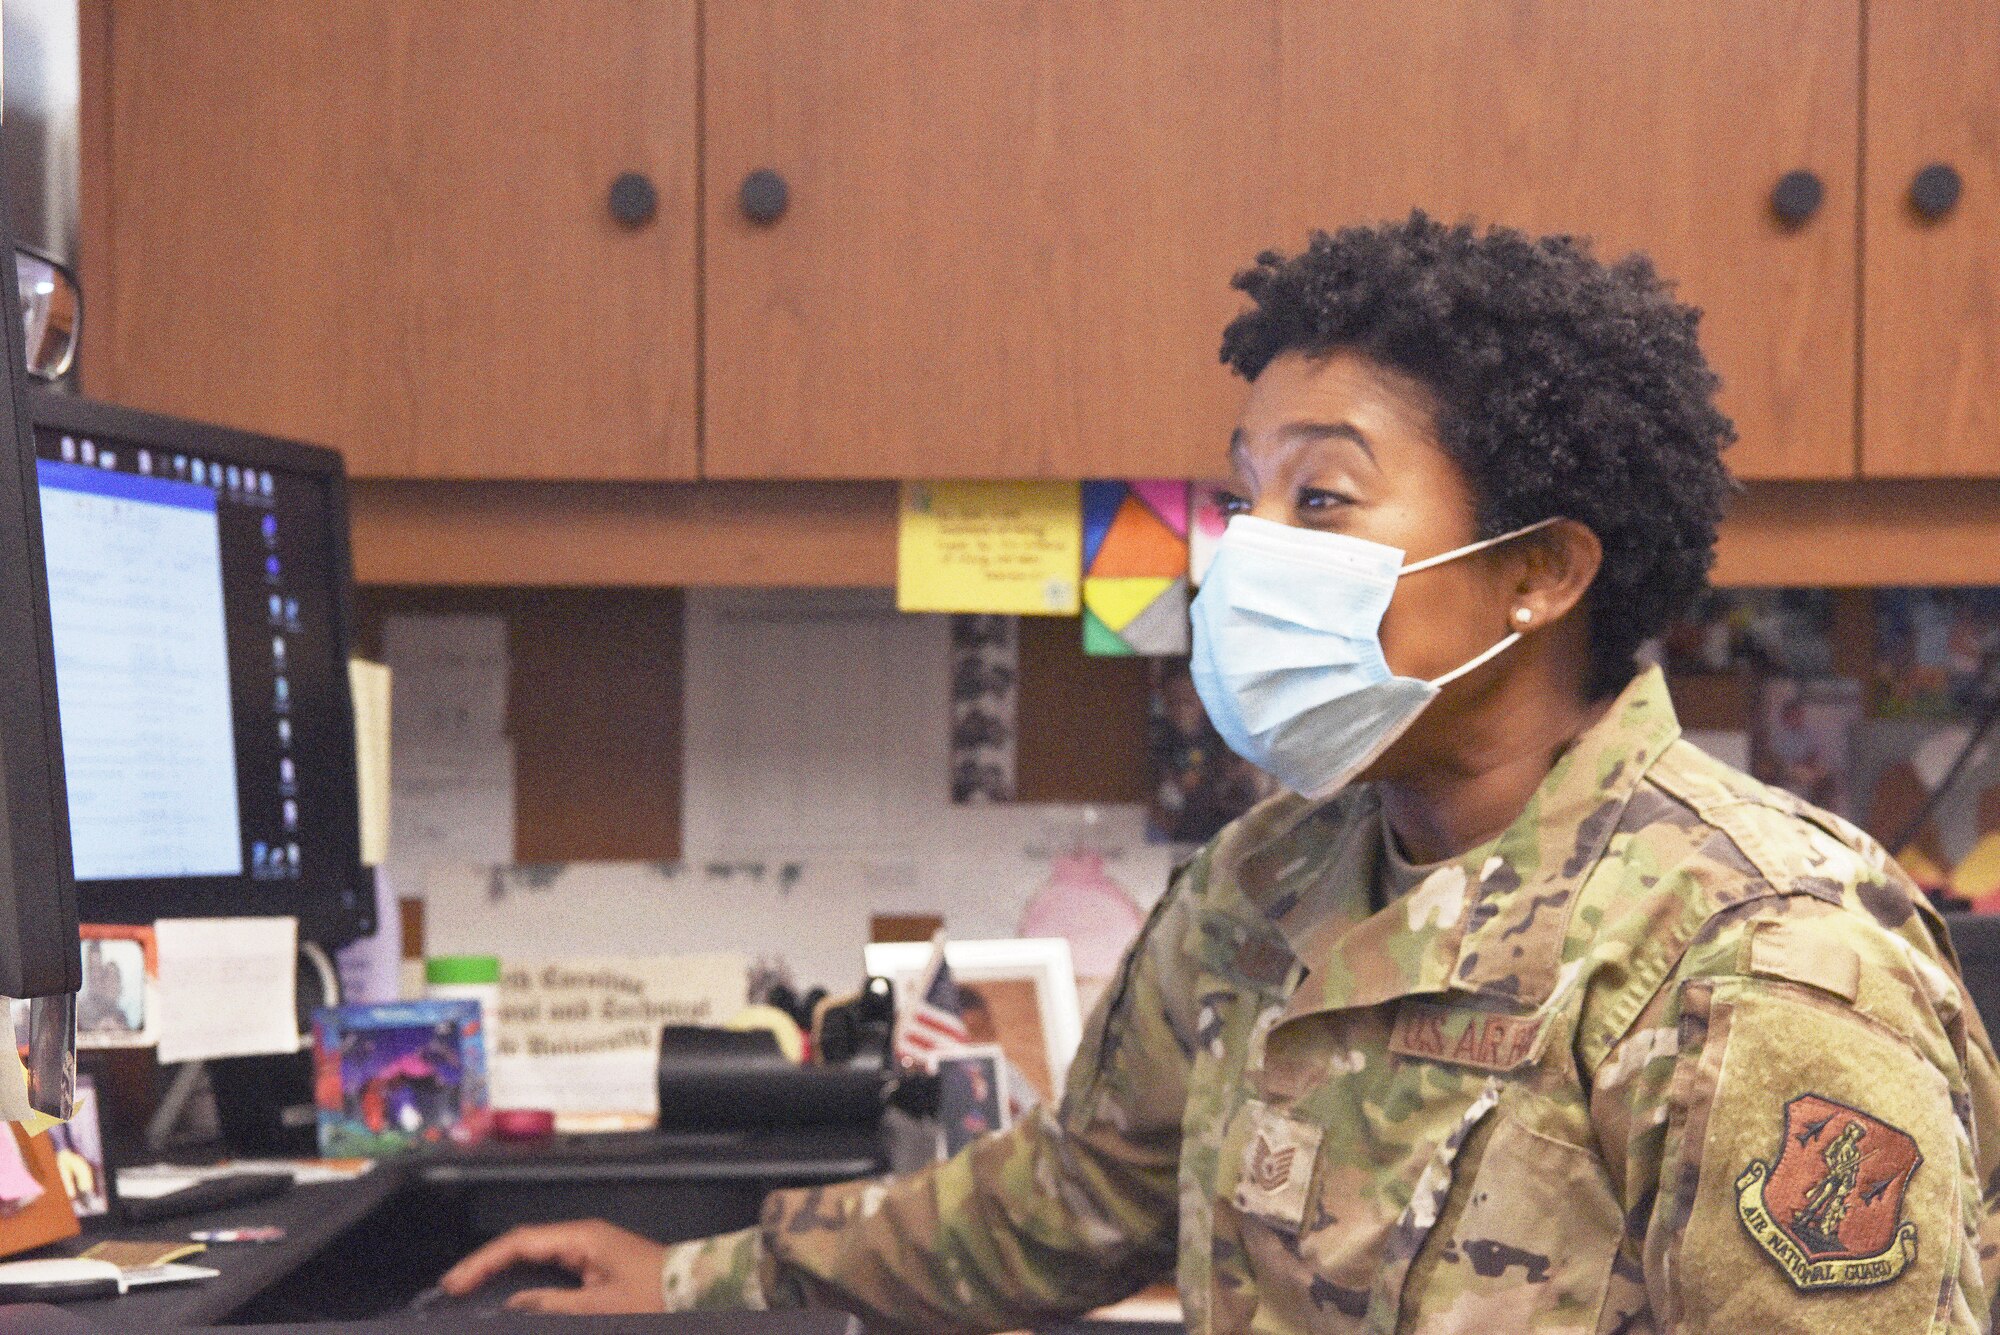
[63,1169,407,1328]
[54,1127,892,1330]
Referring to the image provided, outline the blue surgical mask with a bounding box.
[1189,514,1557,800]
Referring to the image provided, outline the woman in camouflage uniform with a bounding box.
[445,215,2000,1333]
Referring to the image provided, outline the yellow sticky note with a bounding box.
[348,659,392,867]
[897,482,1082,615]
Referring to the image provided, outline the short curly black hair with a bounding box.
[1219,211,1735,699]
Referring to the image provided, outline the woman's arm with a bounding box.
[664,860,1212,1332]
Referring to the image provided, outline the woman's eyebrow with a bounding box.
[1282,421,1376,461]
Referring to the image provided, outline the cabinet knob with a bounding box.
[740,169,790,224]
[608,172,658,227]
[1910,163,1963,221]
[1771,169,1825,226]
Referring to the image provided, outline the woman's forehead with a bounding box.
[1230,350,1458,492]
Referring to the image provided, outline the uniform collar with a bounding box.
[1267,665,1683,1021]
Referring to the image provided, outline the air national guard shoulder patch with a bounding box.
[1735,1093,1922,1291]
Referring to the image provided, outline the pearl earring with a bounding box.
[1513,608,1533,626]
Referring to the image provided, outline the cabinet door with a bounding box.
[1860,0,2000,477]
[1269,1,1858,482]
[89,1,698,480]
[704,1,1284,480]
[708,1,1856,482]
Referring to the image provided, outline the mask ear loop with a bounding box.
[1407,517,1566,688]
[1398,516,1564,575]
[1429,630,1523,688]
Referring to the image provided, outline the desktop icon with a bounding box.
[268,594,284,624]
[286,843,301,870]
[79,439,94,464]
[284,597,300,626]
[173,455,188,477]
[275,677,290,710]
[138,451,153,475]
[226,466,241,491]
[277,719,293,748]
[280,757,296,791]
[262,514,278,544]
[273,636,286,668]
[58,436,74,462]
[265,555,281,582]
[260,472,274,496]
[190,460,204,484]
[98,451,115,470]
[283,800,299,832]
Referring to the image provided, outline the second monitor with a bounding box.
[29,393,371,948]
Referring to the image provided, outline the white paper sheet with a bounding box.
[388,747,515,868]
[488,1051,660,1127]
[681,590,950,858]
[154,918,300,1063]
[380,615,508,745]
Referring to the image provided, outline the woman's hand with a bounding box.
[439,1219,669,1314]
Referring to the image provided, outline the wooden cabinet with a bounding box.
[1267,0,1858,483]
[85,1,1999,490]
[1860,0,2000,478]
[705,0,1858,481]
[82,0,699,481]
[703,1,1282,480]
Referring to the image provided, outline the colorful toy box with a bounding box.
[311,1000,489,1157]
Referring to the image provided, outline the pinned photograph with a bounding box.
[936,1045,1011,1158]
[75,926,158,1049]
[1753,678,1863,818]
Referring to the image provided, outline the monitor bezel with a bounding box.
[26,391,374,950]
[0,262,80,997]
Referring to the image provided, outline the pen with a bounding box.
[189,1227,286,1244]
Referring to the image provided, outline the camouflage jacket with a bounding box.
[661,668,2000,1333]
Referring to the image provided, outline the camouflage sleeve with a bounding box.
[1589,893,1998,1332]
[733,856,1209,1334]
[660,1226,781,1311]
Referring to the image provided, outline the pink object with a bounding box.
[491,1108,557,1141]
[0,1131,41,1210]
[1018,852,1147,978]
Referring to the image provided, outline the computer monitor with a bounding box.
[0,277,80,1000]
[27,393,373,948]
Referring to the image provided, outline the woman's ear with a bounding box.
[1509,520,1601,630]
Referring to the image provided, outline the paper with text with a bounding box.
[155,918,300,1063]
[898,481,1081,615]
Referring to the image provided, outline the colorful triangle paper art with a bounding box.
[1081,481,1127,570]
[1130,480,1189,536]
[1082,608,1131,657]
[1085,576,1174,632]
[1090,495,1187,579]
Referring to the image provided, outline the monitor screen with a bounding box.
[28,395,369,945]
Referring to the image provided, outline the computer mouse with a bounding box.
[411,1261,581,1319]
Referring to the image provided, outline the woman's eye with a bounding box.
[1215,490,1251,516]
[1297,488,1353,512]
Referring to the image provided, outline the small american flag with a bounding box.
[895,936,970,1069]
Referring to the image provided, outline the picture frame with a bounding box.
[46,1074,111,1221]
[76,925,158,1049]
[935,1044,1011,1158]
[864,937,1082,1100]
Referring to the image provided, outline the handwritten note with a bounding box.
[897,482,1081,615]
[154,918,300,1063]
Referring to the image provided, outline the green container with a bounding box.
[425,954,501,986]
